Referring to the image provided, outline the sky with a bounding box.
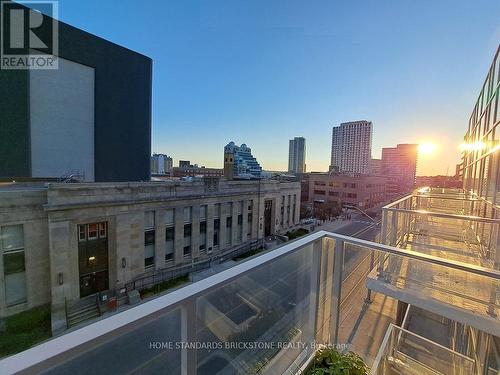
[54,0,500,175]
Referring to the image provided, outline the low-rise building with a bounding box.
[0,179,300,333]
[150,154,173,174]
[307,173,387,209]
[171,166,223,178]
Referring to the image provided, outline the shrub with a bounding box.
[286,228,309,240]
[305,348,369,375]
[139,275,189,299]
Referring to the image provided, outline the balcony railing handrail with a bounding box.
[1,230,499,374]
[383,207,500,224]
[384,191,499,213]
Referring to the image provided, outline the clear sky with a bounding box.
[55,0,500,175]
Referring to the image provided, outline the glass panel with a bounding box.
[145,211,155,229]
[42,308,183,375]
[195,242,318,374]
[184,207,192,222]
[3,251,26,275]
[98,222,107,238]
[144,230,155,245]
[164,208,174,225]
[1,225,24,250]
[5,270,27,306]
[373,324,476,375]
[78,225,86,241]
[145,243,155,259]
[87,224,98,240]
[200,205,206,220]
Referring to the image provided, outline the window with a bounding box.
[199,205,207,220]
[165,227,174,262]
[183,224,192,256]
[248,200,253,211]
[226,216,232,245]
[99,223,107,238]
[213,218,220,247]
[144,230,155,269]
[144,211,155,270]
[78,225,86,241]
[214,203,221,218]
[1,225,27,306]
[88,223,98,240]
[164,209,174,226]
[314,190,326,195]
[145,210,155,229]
[247,213,253,236]
[184,207,192,222]
[199,221,207,252]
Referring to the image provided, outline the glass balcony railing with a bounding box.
[0,231,498,375]
[372,323,476,375]
[372,188,500,335]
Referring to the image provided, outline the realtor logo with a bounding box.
[1,0,58,69]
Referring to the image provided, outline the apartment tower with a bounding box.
[330,121,372,174]
[288,137,306,174]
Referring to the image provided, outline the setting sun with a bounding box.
[418,143,436,155]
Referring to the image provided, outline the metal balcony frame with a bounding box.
[1,230,499,375]
[371,323,476,375]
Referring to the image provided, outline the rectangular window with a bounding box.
[1,224,24,250]
[248,200,253,211]
[165,227,175,262]
[144,210,155,229]
[184,207,192,223]
[88,223,98,240]
[78,225,86,241]
[200,205,207,220]
[164,209,175,226]
[144,211,155,269]
[247,213,253,236]
[2,225,27,306]
[183,224,192,256]
[213,218,220,246]
[214,203,221,218]
[226,216,232,245]
[144,229,155,270]
[199,221,207,252]
[99,222,107,238]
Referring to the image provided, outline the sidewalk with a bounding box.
[310,218,354,233]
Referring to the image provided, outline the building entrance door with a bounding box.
[78,222,109,297]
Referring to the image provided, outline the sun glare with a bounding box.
[418,143,436,155]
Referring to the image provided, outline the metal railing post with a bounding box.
[390,211,398,246]
[331,239,344,346]
[181,298,197,375]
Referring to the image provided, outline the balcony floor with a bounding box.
[338,290,398,366]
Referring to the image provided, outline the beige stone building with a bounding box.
[0,179,300,332]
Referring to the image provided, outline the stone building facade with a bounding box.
[0,179,300,332]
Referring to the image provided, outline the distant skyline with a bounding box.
[55,0,500,175]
